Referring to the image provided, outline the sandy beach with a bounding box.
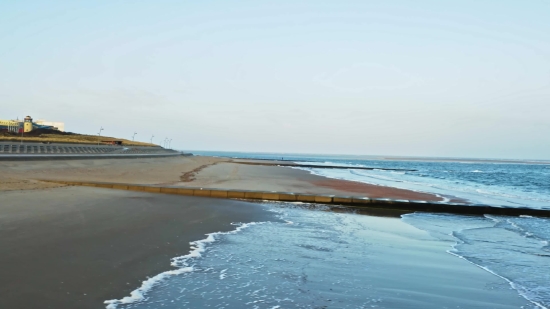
[0,156,443,201]
[0,155,529,308]
[0,186,277,309]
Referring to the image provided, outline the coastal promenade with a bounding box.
[0,142,181,160]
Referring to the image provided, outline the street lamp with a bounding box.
[97,127,104,145]
[150,135,154,144]
[132,132,137,141]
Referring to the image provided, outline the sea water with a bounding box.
[106,152,550,308]
[106,203,545,309]
[293,160,550,208]
[190,151,550,208]
[402,213,550,308]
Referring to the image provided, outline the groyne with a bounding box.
[234,161,417,172]
[41,180,550,218]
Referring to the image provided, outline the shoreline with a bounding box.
[0,187,278,309]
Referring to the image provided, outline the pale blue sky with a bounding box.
[1,1,549,159]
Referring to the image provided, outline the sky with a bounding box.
[1,0,549,159]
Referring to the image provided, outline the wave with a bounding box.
[104,222,265,309]
[402,213,550,309]
[292,160,550,208]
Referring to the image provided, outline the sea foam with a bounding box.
[104,222,264,309]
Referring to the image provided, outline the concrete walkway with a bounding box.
[0,142,180,160]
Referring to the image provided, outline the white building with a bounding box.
[35,120,65,132]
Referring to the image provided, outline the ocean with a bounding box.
[189,151,550,208]
[106,152,550,308]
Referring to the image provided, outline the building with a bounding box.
[23,116,33,132]
[35,120,65,132]
[0,115,64,133]
[0,119,21,133]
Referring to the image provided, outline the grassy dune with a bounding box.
[0,132,157,147]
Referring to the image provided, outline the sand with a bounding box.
[0,186,277,309]
[0,156,225,191]
[173,160,443,201]
[0,156,443,201]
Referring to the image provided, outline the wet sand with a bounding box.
[0,186,277,309]
[176,160,443,201]
[0,156,226,191]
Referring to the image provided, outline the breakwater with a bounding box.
[42,180,550,218]
[234,161,417,171]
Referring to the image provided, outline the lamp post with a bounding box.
[97,127,104,146]
[150,135,154,144]
[132,132,137,141]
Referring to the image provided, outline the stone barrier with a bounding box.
[211,190,228,198]
[143,186,161,193]
[296,194,316,202]
[279,193,297,201]
[261,192,280,200]
[127,185,145,191]
[193,189,211,197]
[314,195,333,203]
[160,187,179,194]
[37,180,550,218]
[112,184,129,190]
[177,188,195,195]
[227,191,246,198]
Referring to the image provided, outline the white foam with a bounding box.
[430,215,549,309]
[293,160,550,209]
[293,161,362,168]
[219,269,228,280]
[296,166,453,204]
[104,221,265,309]
[446,249,548,309]
[104,267,194,309]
